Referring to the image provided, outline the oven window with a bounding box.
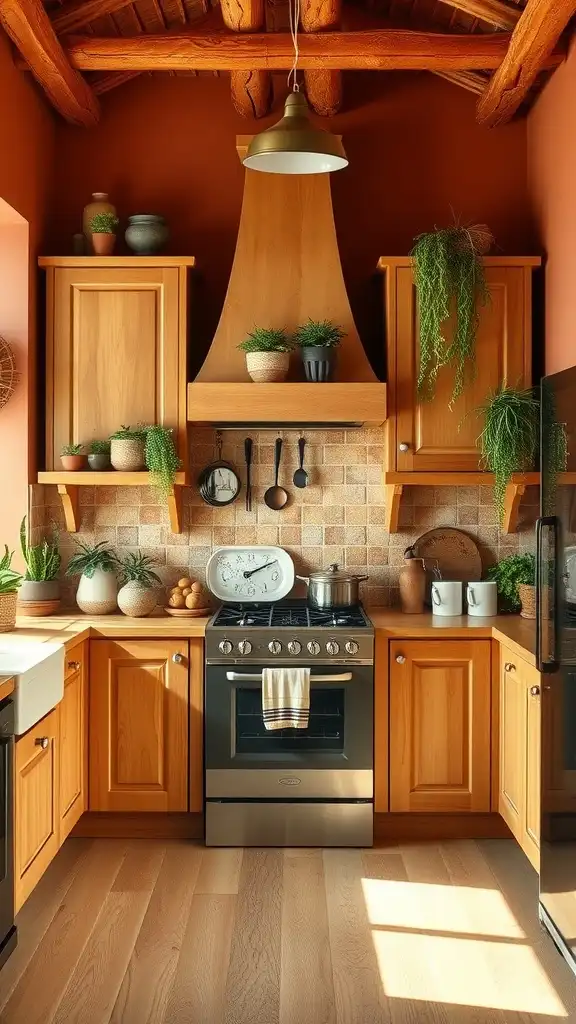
[235,687,345,753]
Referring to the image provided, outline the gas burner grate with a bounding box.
[211,599,371,629]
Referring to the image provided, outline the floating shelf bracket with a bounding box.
[39,473,186,535]
[167,486,183,535]
[501,481,527,535]
[57,484,80,533]
[385,484,403,533]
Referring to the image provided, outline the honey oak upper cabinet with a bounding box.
[389,639,492,812]
[378,258,539,474]
[499,646,541,871]
[89,639,190,812]
[14,709,59,912]
[58,641,88,844]
[40,257,194,470]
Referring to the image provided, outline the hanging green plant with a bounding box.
[477,383,539,525]
[145,425,182,496]
[410,224,492,405]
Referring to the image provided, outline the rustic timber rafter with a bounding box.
[51,0,135,36]
[220,0,272,118]
[0,0,99,124]
[437,0,520,31]
[301,0,343,116]
[477,0,576,126]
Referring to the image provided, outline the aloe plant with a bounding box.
[20,517,61,582]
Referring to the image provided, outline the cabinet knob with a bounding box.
[396,654,406,664]
[67,661,80,672]
[172,653,184,664]
[504,662,515,672]
[398,442,410,453]
[35,737,49,750]
[530,685,541,697]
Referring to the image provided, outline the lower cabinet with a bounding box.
[499,645,541,870]
[89,639,190,812]
[14,709,60,912]
[389,639,492,812]
[59,642,88,843]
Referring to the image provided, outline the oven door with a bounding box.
[205,663,373,799]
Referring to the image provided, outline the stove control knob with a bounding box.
[219,639,233,655]
[326,640,340,656]
[238,639,252,656]
[345,640,359,655]
[287,640,302,656]
[307,640,321,656]
[268,639,282,655]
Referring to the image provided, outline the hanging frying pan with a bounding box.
[197,432,241,508]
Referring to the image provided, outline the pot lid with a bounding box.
[307,563,362,583]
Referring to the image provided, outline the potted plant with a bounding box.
[477,384,539,525]
[66,540,118,614]
[410,223,492,404]
[293,318,345,382]
[18,516,61,613]
[88,439,111,471]
[60,443,85,471]
[486,553,536,618]
[89,211,120,256]
[117,552,162,617]
[145,425,182,495]
[237,327,292,383]
[109,425,147,471]
[0,546,23,632]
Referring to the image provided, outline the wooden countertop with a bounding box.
[367,610,536,665]
[9,611,211,645]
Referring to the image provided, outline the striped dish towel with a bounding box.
[262,667,311,731]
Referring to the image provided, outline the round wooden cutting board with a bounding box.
[413,528,482,603]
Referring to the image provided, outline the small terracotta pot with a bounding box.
[91,232,116,256]
[61,454,85,471]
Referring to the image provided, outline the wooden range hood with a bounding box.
[187,137,386,427]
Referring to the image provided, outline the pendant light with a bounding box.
[243,0,348,175]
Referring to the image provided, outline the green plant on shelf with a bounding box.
[293,319,345,349]
[117,552,162,588]
[237,327,292,353]
[109,425,148,442]
[88,439,111,455]
[477,383,539,525]
[60,443,84,456]
[65,540,117,579]
[0,547,23,594]
[20,516,60,582]
[145,425,181,496]
[486,553,535,613]
[89,212,119,234]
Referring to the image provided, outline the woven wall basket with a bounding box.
[0,337,17,410]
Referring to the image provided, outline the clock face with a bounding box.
[205,546,295,603]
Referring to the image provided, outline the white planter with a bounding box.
[117,581,157,618]
[76,567,117,615]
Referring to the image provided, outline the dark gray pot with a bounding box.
[19,580,59,602]
[125,215,169,256]
[88,452,111,471]
[301,346,337,382]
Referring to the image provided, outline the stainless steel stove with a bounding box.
[204,599,374,848]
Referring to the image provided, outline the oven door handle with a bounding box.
[225,671,353,683]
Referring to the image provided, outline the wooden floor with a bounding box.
[0,838,575,1023]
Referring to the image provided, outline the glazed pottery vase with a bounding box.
[245,351,290,383]
[110,438,145,471]
[300,346,336,382]
[117,581,157,618]
[88,452,111,471]
[399,554,426,614]
[0,592,18,632]
[83,193,116,255]
[91,232,116,256]
[125,215,168,256]
[518,584,536,620]
[76,567,117,615]
[61,454,85,471]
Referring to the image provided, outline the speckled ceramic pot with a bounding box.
[117,581,157,618]
[125,215,168,256]
[110,438,145,471]
[76,567,117,615]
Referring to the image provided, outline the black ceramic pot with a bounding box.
[301,346,336,382]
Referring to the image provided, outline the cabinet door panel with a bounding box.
[499,654,524,837]
[90,640,188,812]
[395,267,529,472]
[523,666,541,870]
[390,639,491,812]
[15,710,59,912]
[59,642,88,843]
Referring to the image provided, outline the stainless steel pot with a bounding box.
[296,563,369,610]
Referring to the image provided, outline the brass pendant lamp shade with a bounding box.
[243,92,348,175]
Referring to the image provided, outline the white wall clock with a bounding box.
[205,546,295,603]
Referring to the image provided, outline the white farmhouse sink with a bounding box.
[0,642,64,735]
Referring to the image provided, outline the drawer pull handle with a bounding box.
[530,685,541,697]
[67,661,80,671]
[172,653,184,664]
[35,737,49,750]
[395,654,406,664]
[504,662,515,672]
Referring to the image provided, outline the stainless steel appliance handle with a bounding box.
[225,671,354,683]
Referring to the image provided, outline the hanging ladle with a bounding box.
[264,437,288,510]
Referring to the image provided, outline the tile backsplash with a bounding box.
[32,428,538,608]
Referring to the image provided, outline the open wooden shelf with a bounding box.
[187,382,387,426]
[383,472,541,535]
[37,472,187,534]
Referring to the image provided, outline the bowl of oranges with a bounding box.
[165,577,210,617]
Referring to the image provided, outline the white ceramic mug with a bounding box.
[431,581,462,616]
[466,581,497,617]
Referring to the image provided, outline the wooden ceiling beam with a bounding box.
[477,0,575,126]
[67,28,561,72]
[221,0,272,118]
[0,0,99,124]
[301,0,343,116]
[51,0,135,36]
[436,0,520,31]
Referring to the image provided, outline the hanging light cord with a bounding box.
[288,0,301,92]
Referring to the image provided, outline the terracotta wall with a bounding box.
[528,39,576,375]
[50,71,536,373]
[0,31,54,559]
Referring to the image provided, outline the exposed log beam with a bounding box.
[0,0,99,124]
[301,0,342,116]
[477,0,575,126]
[51,0,134,36]
[435,69,487,94]
[67,28,562,72]
[437,0,520,31]
[219,0,264,32]
[91,69,141,93]
[221,0,272,118]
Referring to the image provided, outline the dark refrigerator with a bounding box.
[538,365,576,976]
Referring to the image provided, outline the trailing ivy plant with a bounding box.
[20,516,61,582]
[145,425,182,496]
[477,383,539,525]
[410,225,491,405]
